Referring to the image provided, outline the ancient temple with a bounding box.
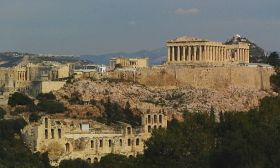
[166,36,250,65]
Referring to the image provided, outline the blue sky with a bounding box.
[0,0,279,55]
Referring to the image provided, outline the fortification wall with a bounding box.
[112,66,275,90]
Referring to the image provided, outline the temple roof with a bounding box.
[168,36,209,42]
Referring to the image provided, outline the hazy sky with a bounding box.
[0,0,279,55]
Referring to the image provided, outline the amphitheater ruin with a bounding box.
[22,112,168,166]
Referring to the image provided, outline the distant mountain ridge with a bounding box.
[80,47,166,65]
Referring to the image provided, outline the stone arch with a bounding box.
[109,139,112,147]
[127,138,131,146]
[148,125,151,133]
[148,115,151,124]
[119,139,123,146]
[127,127,131,134]
[154,115,157,123]
[136,138,140,146]
[91,140,94,148]
[65,143,70,152]
[45,118,48,128]
[159,115,162,123]
[94,157,98,163]
[87,158,91,163]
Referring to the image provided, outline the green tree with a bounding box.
[59,159,93,168]
[37,100,66,114]
[0,119,50,168]
[8,92,34,107]
[0,107,6,119]
[97,154,136,168]
[267,52,280,67]
[36,92,56,101]
[29,112,40,122]
[143,112,215,168]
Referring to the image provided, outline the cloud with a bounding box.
[175,8,199,15]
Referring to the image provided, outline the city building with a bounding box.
[21,111,168,166]
[74,64,107,79]
[166,36,250,65]
[110,57,149,69]
[0,61,74,97]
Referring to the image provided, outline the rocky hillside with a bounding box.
[54,79,272,119]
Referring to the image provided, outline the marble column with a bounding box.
[167,47,171,62]
[194,46,197,61]
[224,48,226,61]
[204,46,207,62]
[172,46,175,62]
[198,46,202,61]
[177,46,181,62]
[246,49,249,63]
[207,46,210,62]
[183,46,186,62]
[210,46,213,62]
[214,46,216,61]
[243,49,245,62]
[188,46,191,62]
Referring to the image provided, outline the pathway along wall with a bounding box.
[112,66,274,90]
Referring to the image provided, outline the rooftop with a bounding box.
[167,36,209,42]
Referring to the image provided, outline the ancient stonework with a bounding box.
[166,36,249,65]
[110,57,149,69]
[21,112,167,166]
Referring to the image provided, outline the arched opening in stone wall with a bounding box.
[99,139,103,148]
[94,157,98,163]
[45,129,48,139]
[127,127,131,135]
[128,139,131,146]
[148,115,151,124]
[51,129,54,139]
[65,143,70,152]
[154,125,157,129]
[136,138,140,146]
[45,118,48,128]
[154,115,157,123]
[109,139,112,147]
[159,115,162,124]
[91,140,94,148]
[148,126,151,133]
[87,158,91,163]
[120,139,123,146]
[58,128,62,138]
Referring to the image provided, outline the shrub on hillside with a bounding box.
[0,107,6,119]
[37,100,66,114]
[8,92,34,107]
[36,92,56,101]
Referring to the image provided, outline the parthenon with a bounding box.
[166,36,250,65]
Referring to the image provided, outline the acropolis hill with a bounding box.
[109,35,274,91]
[53,35,275,117]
